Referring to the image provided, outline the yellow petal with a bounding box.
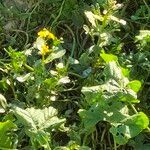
[41,45,49,55]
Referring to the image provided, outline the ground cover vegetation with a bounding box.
[0,0,150,149]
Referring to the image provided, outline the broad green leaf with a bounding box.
[110,112,149,145]
[78,101,128,132]
[81,87,103,104]
[12,106,65,149]
[78,108,102,131]
[82,80,139,104]
[116,91,139,103]
[26,107,65,130]
[104,62,129,86]
[100,53,118,63]
[0,120,17,149]
[123,112,149,131]
[121,67,130,77]
[126,80,141,93]
[12,105,37,130]
[12,105,65,130]
[0,94,7,113]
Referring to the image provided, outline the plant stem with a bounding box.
[24,64,34,72]
[51,0,66,28]
[114,138,117,150]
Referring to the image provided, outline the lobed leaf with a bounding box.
[12,105,65,130]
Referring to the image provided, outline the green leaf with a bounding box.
[11,105,37,130]
[78,108,102,131]
[126,80,141,93]
[110,112,149,145]
[44,49,66,64]
[0,94,7,113]
[78,100,128,133]
[12,105,65,130]
[100,53,118,63]
[28,130,51,150]
[12,106,65,149]
[16,73,31,82]
[104,62,129,86]
[0,120,17,149]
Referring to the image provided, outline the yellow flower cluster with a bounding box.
[34,28,56,56]
[38,28,55,40]
[41,45,49,56]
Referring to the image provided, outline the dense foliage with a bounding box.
[0,0,150,149]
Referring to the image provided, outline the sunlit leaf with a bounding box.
[44,49,66,64]
[0,120,17,149]
[12,105,65,130]
[126,80,141,93]
[100,53,118,63]
[110,112,149,145]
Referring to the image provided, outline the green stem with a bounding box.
[101,127,106,142]
[51,0,66,29]
[24,64,34,72]
[42,55,45,64]
[68,72,83,79]
[130,104,138,114]
[26,0,42,32]
[11,29,29,48]
[114,138,117,150]
[64,24,76,57]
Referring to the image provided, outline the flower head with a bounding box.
[40,45,49,56]
[38,28,55,40]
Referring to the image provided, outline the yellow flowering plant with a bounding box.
[37,28,55,40]
[34,28,57,57]
[33,28,65,65]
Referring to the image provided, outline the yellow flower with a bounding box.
[38,28,55,40]
[41,45,49,55]
[38,28,49,38]
[48,32,55,40]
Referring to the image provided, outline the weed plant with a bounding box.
[0,0,150,149]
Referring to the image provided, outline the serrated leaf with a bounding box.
[12,106,65,149]
[12,105,37,130]
[0,120,17,149]
[26,107,65,130]
[12,105,65,130]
